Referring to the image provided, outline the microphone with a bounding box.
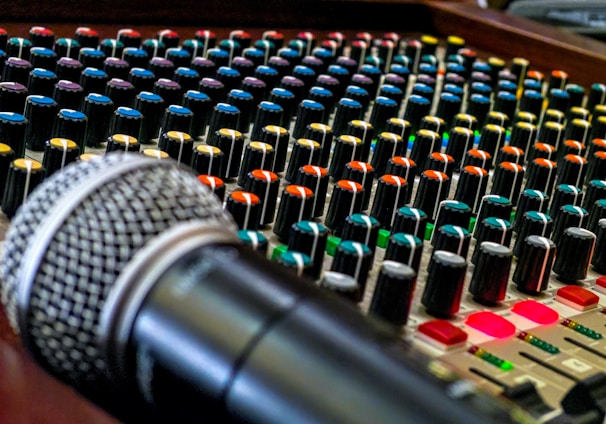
[0,153,523,423]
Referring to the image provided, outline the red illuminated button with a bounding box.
[465,311,516,339]
[556,286,599,311]
[511,300,559,325]
[595,276,606,294]
[418,319,468,349]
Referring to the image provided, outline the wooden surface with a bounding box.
[0,2,604,423]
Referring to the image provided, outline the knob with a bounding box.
[369,261,417,327]
[330,240,372,303]
[469,242,513,305]
[288,220,328,280]
[422,250,467,318]
[553,227,596,283]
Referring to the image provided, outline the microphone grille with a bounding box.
[0,153,235,389]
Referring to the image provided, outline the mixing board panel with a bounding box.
[0,19,605,423]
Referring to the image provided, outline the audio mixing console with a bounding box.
[0,18,605,423]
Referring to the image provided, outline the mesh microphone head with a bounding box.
[0,152,235,392]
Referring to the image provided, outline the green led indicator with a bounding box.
[499,361,514,371]
[510,210,516,223]
[408,135,415,143]
[425,223,434,240]
[531,338,559,354]
[468,217,476,233]
[326,236,341,257]
[271,244,288,261]
[377,229,390,248]
[579,326,603,340]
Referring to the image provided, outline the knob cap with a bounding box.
[330,240,372,303]
[513,235,556,294]
[469,242,513,305]
[369,261,417,327]
[422,250,467,318]
[553,227,596,283]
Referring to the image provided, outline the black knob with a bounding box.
[0,82,28,114]
[24,95,58,151]
[513,189,550,232]
[422,250,467,318]
[344,120,375,164]
[158,131,193,165]
[474,194,513,237]
[453,165,489,214]
[432,224,471,259]
[238,229,268,256]
[132,91,164,144]
[553,227,596,283]
[192,144,223,177]
[462,148,492,172]
[445,126,475,170]
[496,145,525,166]
[556,154,587,188]
[583,179,606,211]
[592,219,606,274]
[325,179,364,236]
[3,57,33,85]
[285,139,321,183]
[41,137,80,177]
[513,211,553,257]
[196,174,225,202]
[250,101,284,141]
[552,204,588,247]
[588,199,606,234]
[433,199,472,232]
[341,213,380,265]
[409,129,441,172]
[258,125,290,174]
[525,158,557,196]
[105,133,140,153]
[27,68,58,98]
[370,132,404,177]
[332,97,363,137]
[508,121,537,158]
[369,261,417,327]
[294,164,329,219]
[371,174,408,230]
[50,109,87,153]
[303,122,333,168]
[490,161,524,206]
[514,234,556,294]
[318,271,360,302]
[78,47,106,69]
[1,158,45,218]
[80,67,110,96]
[469,242,513,305]
[413,169,449,222]
[473,216,512,264]
[385,156,416,204]
[275,251,313,279]
[108,106,142,141]
[549,184,583,221]
[342,160,375,211]
[209,128,245,180]
[225,190,261,230]
[288,220,328,280]
[103,78,136,110]
[384,232,423,274]
[237,141,274,187]
[206,103,241,146]
[330,240,372,302]
[55,57,84,83]
[226,89,255,134]
[328,134,363,181]
[273,184,314,243]
[183,90,213,140]
[392,206,428,241]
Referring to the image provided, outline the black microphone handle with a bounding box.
[99,222,519,424]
